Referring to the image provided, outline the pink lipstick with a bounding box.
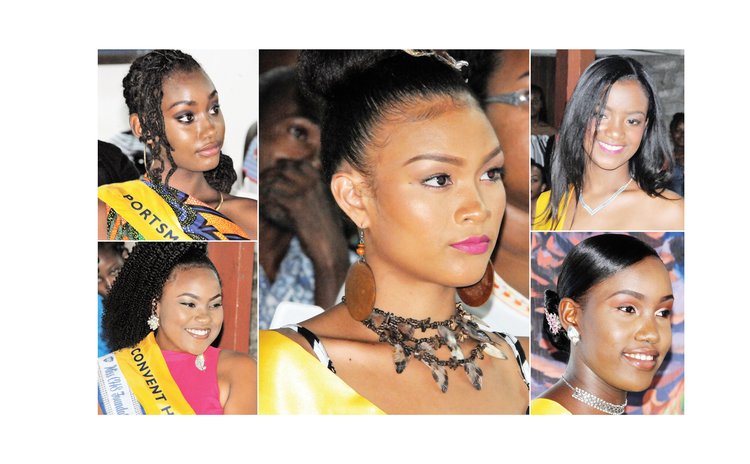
[597,140,625,155]
[450,235,490,255]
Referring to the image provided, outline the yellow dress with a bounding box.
[532,189,573,231]
[530,398,572,415]
[258,330,385,415]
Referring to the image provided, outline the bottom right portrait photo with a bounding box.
[530,232,684,415]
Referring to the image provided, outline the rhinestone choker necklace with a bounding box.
[579,178,633,216]
[362,302,508,393]
[561,376,626,415]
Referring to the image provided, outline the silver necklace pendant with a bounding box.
[195,353,206,371]
[561,377,626,415]
[579,178,633,216]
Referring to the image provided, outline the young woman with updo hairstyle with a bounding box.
[533,55,683,230]
[98,50,257,240]
[98,242,256,414]
[258,50,529,414]
[532,234,674,415]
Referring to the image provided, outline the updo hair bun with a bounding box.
[297,50,403,103]
[542,289,571,353]
[296,50,475,186]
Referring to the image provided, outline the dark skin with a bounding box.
[484,50,530,296]
[98,69,257,240]
[258,92,349,308]
[539,257,673,414]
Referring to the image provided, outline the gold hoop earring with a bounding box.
[344,229,376,321]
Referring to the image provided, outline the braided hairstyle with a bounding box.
[542,233,660,353]
[123,49,237,193]
[297,50,477,186]
[102,242,221,351]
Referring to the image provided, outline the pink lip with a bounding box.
[450,235,490,255]
[597,140,625,155]
[622,349,660,371]
[197,143,220,157]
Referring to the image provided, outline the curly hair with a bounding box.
[123,49,237,193]
[102,242,221,351]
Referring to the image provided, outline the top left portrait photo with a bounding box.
[97,49,258,241]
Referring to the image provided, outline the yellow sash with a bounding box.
[98,181,192,241]
[114,332,195,415]
[258,330,384,415]
[530,398,572,415]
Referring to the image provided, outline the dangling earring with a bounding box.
[147,299,160,331]
[457,262,495,307]
[567,326,580,345]
[344,228,376,321]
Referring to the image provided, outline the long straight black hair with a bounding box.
[541,56,673,229]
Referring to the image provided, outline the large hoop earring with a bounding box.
[344,229,376,321]
[457,262,494,307]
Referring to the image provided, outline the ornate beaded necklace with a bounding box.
[361,302,508,393]
[561,376,626,415]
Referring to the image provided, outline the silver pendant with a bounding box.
[195,353,206,371]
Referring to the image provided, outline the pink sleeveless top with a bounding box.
[162,346,223,415]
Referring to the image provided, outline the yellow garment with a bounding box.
[112,332,195,415]
[258,330,385,415]
[530,398,572,415]
[98,181,192,240]
[532,189,573,231]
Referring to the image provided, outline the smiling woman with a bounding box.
[97,242,256,415]
[530,233,682,415]
[258,50,529,415]
[533,55,683,231]
[98,50,257,240]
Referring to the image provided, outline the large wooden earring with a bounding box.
[345,229,376,321]
[457,262,495,307]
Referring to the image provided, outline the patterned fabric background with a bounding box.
[530,231,684,414]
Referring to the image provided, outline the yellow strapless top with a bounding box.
[258,330,385,415]
[533,188,573,231]
[530,398,572,415]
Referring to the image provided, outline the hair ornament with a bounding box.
[545,311,562,335]
[543,289,562,335]
[403,49,469,71]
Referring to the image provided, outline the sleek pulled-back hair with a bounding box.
[543,234,660,352]
[297,50,477,185]
[102,242,221,352]
[123,49,237,193]
[543,56,673,228]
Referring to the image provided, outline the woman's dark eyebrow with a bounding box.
[167,89,218,110]
[607,290,674,302]
[403,146,502,167]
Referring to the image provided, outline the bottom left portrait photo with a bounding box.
[97,241,257,414]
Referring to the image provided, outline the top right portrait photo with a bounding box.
[530,50,684,231]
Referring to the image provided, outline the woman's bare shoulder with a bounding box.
[223,195,257,239]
